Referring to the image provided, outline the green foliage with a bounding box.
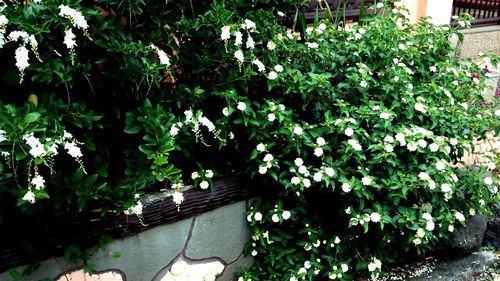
[0,0,498,279]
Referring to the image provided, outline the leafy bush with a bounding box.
[0,0,498,279]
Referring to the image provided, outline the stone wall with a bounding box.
[0,200,253,281]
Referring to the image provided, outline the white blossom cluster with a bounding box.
[413,212,435,245]
[19,130,84,204]
[221,20,284,80]
[191,169,213,190]
[59,5,89,31]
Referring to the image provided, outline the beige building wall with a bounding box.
[402,0,454,25]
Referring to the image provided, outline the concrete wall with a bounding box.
[0,200,253,281]
[455,26,500,58]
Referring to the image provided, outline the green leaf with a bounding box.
[23,112,41,124]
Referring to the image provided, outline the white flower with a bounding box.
[191,172,199,180]
[244,19,256,31]
[316,137,326,146]
[361,176,372,186]
[486,162,496,170]
[414,103,427,113]
[267,113,276,122]
[259,166,267,174]
[64,142,82,158]
[334,236,341,244]
[184,110,193,121]
[384,144,394,153]
[379,112,391,120]
[303,178,311,188]
[246,36,255,49]
[234,50,244,63]
[376,2,384,8]
[0,15,8,27]
[9,31,29,41]
[448,225,455,232]
[0,130,6,142]
[340,263,349,273]
[256,143,266,152]
[384,136,394,143]
[413,238,422,245]
[237,102,247,111]
[22,191,36,204]
[234,32,243,45]
[455,212,465,222]
[272,213,279,223]
[450,138,458,146]
[200,180,209,190]
[172,191,184,205]
[31,175,45,190]
[313,172,323,182]
[435,160,446,171]
[441,183,452,193]
[360,80,368,88]
[418,139,427,148]
[484,177,493,185]
[63,29,76,49]
[294,158,304,166]
[418,172,430,181]
[370,212,381,223]
[429,143,439,152]
[395,133,405,143]
[291,177,301,185]
[221,26,231,40]
[274,65,284,72]
[222,107,230,116]
[282,210,291,220]
[169,124,179,136]
[15,46,30,71]
[342,183,351,193]
[293,126,303,135]
[267,41,276,50]
[263,153,274,162]
[426,221,435,231]
[347,139,362,151]
[254,212,263,221]
[59,5,89,30]
[344,127,354,136]
[314,147,323,157]
[298,165,308,175]
[416,228,425,238]
[428,180,436,190]
[306,42,319,49]
[268,71,278,80]
[325,167,335,177]
[252,59,265,72]
[198,116,215,131]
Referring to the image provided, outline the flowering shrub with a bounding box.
[0,0,498,279]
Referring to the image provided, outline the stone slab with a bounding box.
[90,218,193,281]
[185,201,250,263]
[407,251,497,281]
